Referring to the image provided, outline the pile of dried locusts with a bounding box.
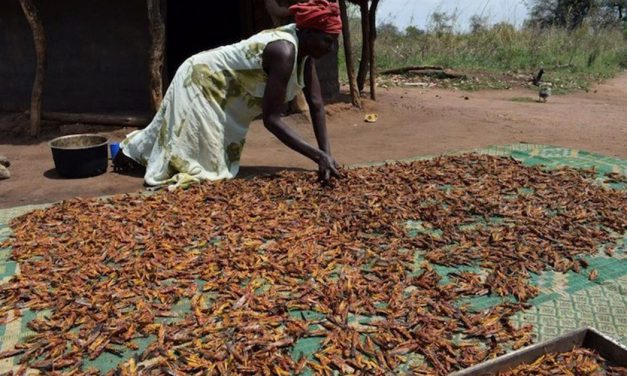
[499,348,627,375]
[0,155,625,375]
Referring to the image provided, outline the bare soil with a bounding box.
[1,72,626,209]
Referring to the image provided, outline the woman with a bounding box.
[114,0,342,188]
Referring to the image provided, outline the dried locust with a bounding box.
[0,154,625,375]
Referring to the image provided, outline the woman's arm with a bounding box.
[302,58,331,154]
[262,41,339,180]
[262,41,321,163]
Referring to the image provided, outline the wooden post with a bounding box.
[356,1,370,93]
[368,0,379,100]
[147,0,166,112]
[19,0,46,137]
[339,0,361,108]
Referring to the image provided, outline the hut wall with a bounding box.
[0,1,38,112]
[0,0,152,114]
[0,0,340,115]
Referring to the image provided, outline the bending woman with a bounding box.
[114,0,342,188]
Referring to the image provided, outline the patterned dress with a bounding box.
[120,24,308,188]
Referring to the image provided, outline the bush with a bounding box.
[339,17,627,92]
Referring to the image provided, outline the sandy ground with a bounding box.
[1,72,626,209]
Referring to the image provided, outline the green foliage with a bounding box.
[429,11,457,36]
[527,0,626,29]
[405,26,425,37]
[338,16,627,93]
[377,22,401,37]
[528,0,594,29]
[469,15,489,34]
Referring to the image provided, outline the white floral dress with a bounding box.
[120,24,308,188]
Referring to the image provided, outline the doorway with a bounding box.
[166,1,244,79]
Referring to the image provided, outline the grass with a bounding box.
[339,21,627,93]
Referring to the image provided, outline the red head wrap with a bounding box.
[289,0,342,35]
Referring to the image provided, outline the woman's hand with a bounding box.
[318,152,341,182]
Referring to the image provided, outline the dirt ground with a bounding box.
[1,72,626,209]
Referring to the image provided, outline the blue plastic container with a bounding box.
[109,142,120,159]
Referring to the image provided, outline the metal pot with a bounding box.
[49,134,109,178]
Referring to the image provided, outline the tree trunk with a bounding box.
[147,0,166,112]
[339,0,361,108]
[19,0,46,137]
[368,0,379,100]
[356,1,370,92]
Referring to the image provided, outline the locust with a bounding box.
[0,154,624,374]
[498,348,627,375]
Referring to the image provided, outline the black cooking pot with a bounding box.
[49,134,109,178]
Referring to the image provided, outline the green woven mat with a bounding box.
[443,144,627,344]
[0,143,625,373]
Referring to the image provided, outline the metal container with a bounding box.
[49,134,109,178]
[451,327,627,375]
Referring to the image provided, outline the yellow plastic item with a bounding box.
[364,113,379,123]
